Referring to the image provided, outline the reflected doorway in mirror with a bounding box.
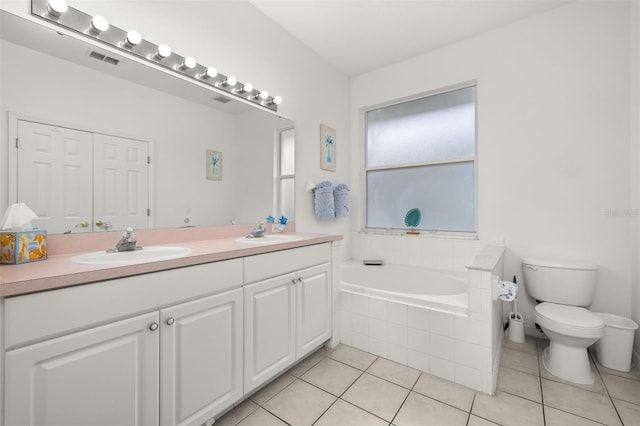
[206,150,222,181]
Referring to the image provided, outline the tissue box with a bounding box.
[0,230,47,264]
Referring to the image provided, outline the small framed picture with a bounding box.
[320,124,336,172]
[206,150,222,180]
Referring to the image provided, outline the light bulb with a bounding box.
[242,82,253,93]
[47,0,68,17]
[179,56,196,70]
[259,90,269,100]
[125,30,141,47]
[199,66,218,79]
[154,44,171,60]
[223,76,237,87]
[273,96,282,105]
[90,16,109,34]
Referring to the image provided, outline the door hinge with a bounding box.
[147,208,151,216]
[147,156,151,165]
[15,138,19,148]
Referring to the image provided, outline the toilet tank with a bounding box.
[522,257,598,306]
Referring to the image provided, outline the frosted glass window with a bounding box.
[279,178,295,219]
[280,128,295,176]
[365,85,476,232]
[276,127,295,219]
[367,162,475,232]
[366,86,475,167]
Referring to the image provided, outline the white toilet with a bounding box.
[522,257,604,384]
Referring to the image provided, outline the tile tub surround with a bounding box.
[340,246,505,394]
[217,339,639,425]
[0,224,343,296]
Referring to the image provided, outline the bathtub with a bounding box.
[340,261,468,314]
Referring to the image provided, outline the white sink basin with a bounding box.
[235,234,304,244]
[70,246,191,266]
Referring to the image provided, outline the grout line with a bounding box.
[465,392,477,425]
[259,405,293,426]
[388,387,412,426]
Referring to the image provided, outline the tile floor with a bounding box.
[216,337,640,426]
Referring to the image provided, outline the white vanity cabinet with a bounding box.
[159,288,242,426]
[5,311,161,426]
[243,244,332,394]
[3,259,243,426]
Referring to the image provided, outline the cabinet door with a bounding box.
[296,263,332,359]
[160,288,243,426]
[244,274,296,394]
[4,312,159,426]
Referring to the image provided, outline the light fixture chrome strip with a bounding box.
[30,0,282,111]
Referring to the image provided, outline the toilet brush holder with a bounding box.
[508,313,525,343]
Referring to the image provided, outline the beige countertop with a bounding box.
[0,226,342,297]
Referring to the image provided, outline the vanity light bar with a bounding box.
[31,0,281,111]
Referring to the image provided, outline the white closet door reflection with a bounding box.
[17,120,93,233]
[94,134,150,232]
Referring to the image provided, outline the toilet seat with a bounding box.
[535,302,604,339]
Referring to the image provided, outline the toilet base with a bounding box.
[542,344,594,384]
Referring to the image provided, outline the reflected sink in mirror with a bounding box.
[235,235,304,244]
[70,246,191,266]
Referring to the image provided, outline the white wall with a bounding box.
[631,0,640,362]
[0,0,352,253]
[234,109,293,225]
[351,1,635,334]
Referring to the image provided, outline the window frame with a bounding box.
[274,126,295,220]
[362,82,478,238]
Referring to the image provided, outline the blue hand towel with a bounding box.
[334,183,350,217]
[314,181,335,219]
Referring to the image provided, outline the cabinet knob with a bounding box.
[149,322,159,331]
[166,317,175,326]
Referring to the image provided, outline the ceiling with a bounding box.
[249,0,570,76]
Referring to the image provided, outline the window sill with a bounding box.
[360,228,478,240]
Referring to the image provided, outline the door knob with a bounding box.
[95,220,112,231]
[149,322,159,331]
[77,221,89,228]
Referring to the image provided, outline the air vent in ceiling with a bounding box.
[88,50,119,66]
[213,96,232,104]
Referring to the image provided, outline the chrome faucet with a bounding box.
[108,227,142,252]
[247,222,266,238]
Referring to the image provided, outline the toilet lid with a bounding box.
[535,303,604,329]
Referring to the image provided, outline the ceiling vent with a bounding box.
[88,50,119,65]
[213,96,232,104]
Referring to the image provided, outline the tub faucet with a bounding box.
[247,222,266,238]
[108,227,142,252]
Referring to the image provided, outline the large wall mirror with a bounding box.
[0,11,294,234]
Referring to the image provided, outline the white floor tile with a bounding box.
[541,378,622,426]
[314,399,388,426]
[342,373,409,422]
[393,391,468,426]
[413,372,475,412]
[263,379,336,426]
[301,357,361,396]
[472,391,544,426]
[366,357,421,389]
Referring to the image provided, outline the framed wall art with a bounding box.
[206,150,222,180]
[320,124,336,172]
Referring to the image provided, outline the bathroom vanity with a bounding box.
[0,230,340,426]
